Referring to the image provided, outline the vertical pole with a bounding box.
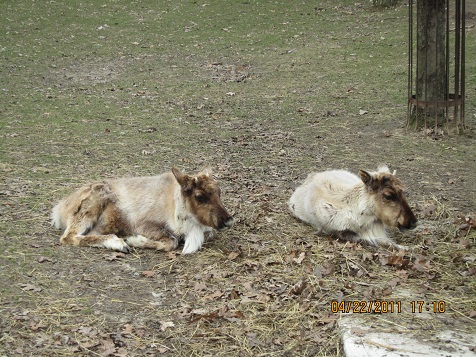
[454,0,461,133]
[407,0,413,126]
[461,0,465,129]
[435,0,440,133]
[445,0,450,129]
[423,1,428,130]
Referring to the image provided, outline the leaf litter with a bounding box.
[1,1,475,356]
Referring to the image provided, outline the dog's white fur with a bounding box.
[289,165,417,247]
[52,168,233,254]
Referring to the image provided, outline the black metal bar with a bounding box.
[461,0,466,128]
[454,0,461,132]
[435,0,440,132]
[408,0,413,127]
[446,0,450,129]
[426,0,430,129]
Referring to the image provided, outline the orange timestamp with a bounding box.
[331,300,446,314]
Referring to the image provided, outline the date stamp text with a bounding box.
[331,300,446,314]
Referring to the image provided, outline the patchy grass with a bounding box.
[1,0,475,355]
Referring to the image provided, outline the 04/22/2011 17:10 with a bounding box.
[330,300,446,314]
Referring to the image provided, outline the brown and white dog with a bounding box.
[289,165,417,248]
[51,168,234,254]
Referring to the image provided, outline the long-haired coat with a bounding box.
[52,168,234,254]
[289,165,417,247]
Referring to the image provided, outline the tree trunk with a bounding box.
[412,0,447,127]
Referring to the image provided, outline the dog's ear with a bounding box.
[172,167,195,194]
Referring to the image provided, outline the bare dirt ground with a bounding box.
[1,1,475,356]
